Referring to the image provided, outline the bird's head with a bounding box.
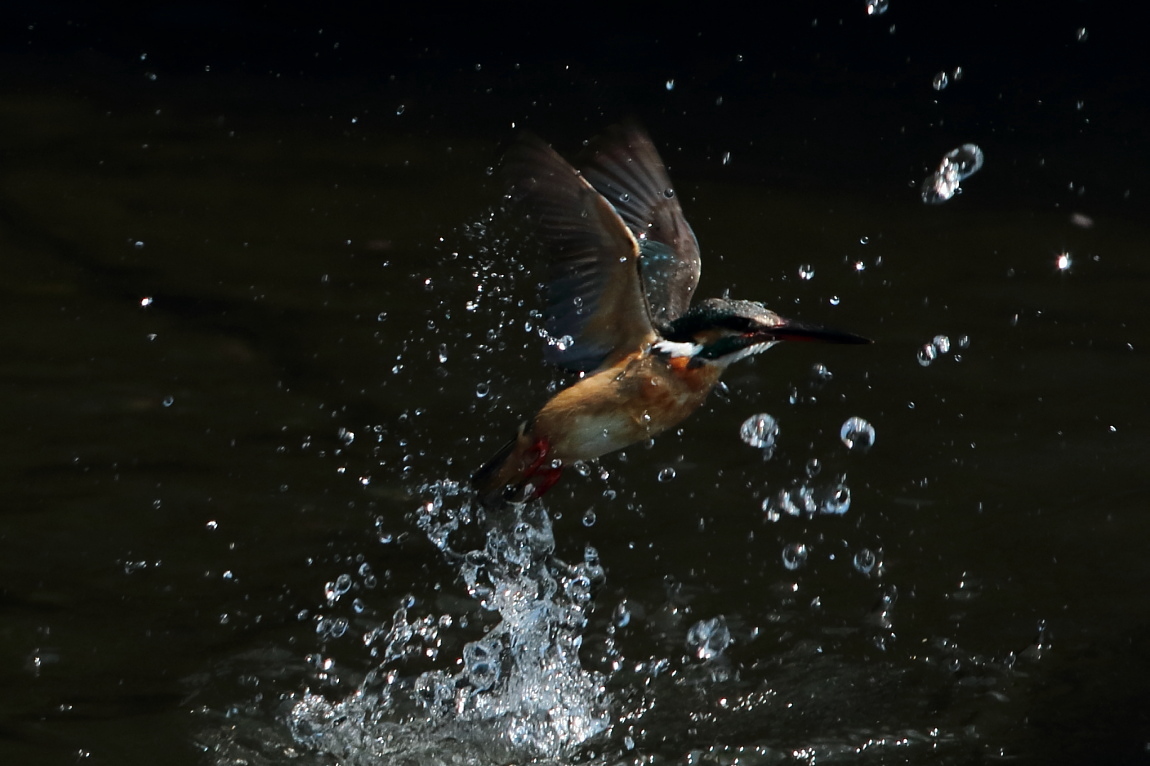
[655,298,870,367]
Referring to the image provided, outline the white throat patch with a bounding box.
[652,339,703,358]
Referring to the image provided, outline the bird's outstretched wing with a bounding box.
[504,134,656,372]
[580,122,701,330]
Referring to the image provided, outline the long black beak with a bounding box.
[769,317,872,345]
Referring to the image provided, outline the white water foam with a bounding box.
[286,480,611,764]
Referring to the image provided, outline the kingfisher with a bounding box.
[472,123,869,509]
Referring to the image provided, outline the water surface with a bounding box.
[2,7,1149,764]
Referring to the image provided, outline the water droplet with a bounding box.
[475,382,490,398]
[722,151,732,166]
[798,486,818,514]
[957,335,971,349]
[139,296,153,308]
[613,600,632,628]
[821,484,851,514]
[685,616,732,660]
[1056,252,1072,271]
[840,416,876,451]
[782,542,808,571]
[812,363,833,382]
[462,638,501,691]
[396,104,406,115]
[829,295,841,306]
[161,395,174,407]
[761,497,780,522]
[853,548,877,574]
[798,263,816,280]
[665,78,675,91]
[657,467,676,482]
[805,458,822,477]
[932,71,949,91]
[739,413,779,449]
[917,343,938,366]
[582,509,597,527]
[1076,27,1088,42]
[565,575,592,604]
[865,0,889,15]
[922,144,985,204]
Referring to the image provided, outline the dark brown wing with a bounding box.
[580,122,701,329]
[503,134,656,373]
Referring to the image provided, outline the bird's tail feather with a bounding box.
[471,425,563,509]
[471,434,521,508]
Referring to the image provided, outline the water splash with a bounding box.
[199,176,1027,766]
[287,482,611,763]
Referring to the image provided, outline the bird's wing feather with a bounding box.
[504,134,656,372]
[580,122,701,329]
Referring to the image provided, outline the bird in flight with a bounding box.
[473,123,869,508]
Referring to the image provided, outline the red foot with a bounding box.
[522,437,564,501]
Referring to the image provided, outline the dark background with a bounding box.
[2,2,1148,765]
